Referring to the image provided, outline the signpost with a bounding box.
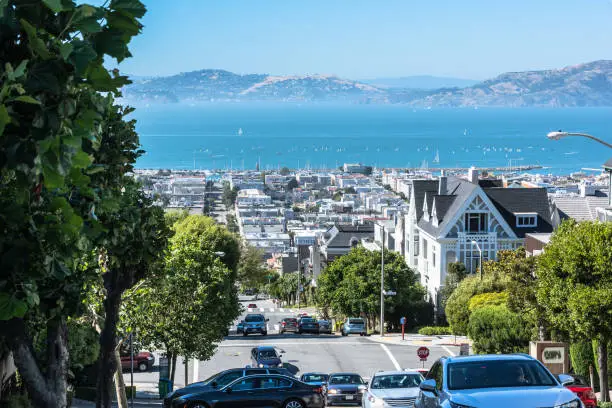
[417,346,430,368]
[400,317,406,341]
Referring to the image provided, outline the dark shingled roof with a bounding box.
[483,187,553,237]
[479,179,504,188]
[604,157,612,170]
[324,223,374,248]
[433,195,457,222]
[412,180,439,221]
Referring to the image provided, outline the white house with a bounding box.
[236,189,272,206]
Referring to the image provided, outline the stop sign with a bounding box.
[417,346,430,360]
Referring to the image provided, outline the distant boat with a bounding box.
[464,129,468,136]
[432,149,440,164]
[237,128,243,136]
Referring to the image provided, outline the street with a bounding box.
[119,297,459,401]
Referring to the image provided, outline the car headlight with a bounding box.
[258,363,264,368]
[328,389,339,394]
[555,399,582,408]
[450,402,476,408]
[277,363,283,367]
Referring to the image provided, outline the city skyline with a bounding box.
[114,0,612,79]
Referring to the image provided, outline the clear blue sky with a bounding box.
[117,0,612,80]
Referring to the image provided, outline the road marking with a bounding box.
[280,308,285,312]
[270,308,275,312]
[220,341,379,347]
[442,345,456,356]
[260,308,265,312]
[380,344,401,370]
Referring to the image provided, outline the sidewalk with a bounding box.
[71,398,161,408]
[366,332,470,348]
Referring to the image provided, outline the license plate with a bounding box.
[345,395,354,400]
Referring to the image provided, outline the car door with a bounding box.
[217,377,264,408]
[250,348,258,367]
[256,377,294,408]
[419,362,442,408]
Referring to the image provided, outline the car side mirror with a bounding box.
[225,387,232,393]
[419,379,437,395]
[558,374,574,386]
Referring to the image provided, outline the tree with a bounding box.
[287,178,299,190]
[364,166,373,176]
[316,247,428,330]
[467,305,531,354]
[0,1,147,406]
[222,182,239,208]
[279,167,291,176]
[344,187,356,194]
[537,221,612,401]
[439,262,468,312]
[237,244,269,291]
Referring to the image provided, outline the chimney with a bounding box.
[438,172,447,195]
[468,166,479,184]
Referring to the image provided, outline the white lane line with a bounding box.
[220,342,378,347]
[260,308,265,312]
[280,308,285,312]
[380,344,401,371]
[442,345,456,356]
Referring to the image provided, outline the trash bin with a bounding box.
[159,378,173,398]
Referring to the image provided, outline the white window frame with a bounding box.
[515,213,537,228]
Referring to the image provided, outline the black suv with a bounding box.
[163,367,293,408]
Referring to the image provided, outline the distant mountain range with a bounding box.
[122,60,612,107]
[360,75,479,89]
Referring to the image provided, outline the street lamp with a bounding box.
[546,131,612,208]
[471,240,483,280]
[380,225,385,337]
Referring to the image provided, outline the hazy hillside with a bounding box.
[122,61,612,107]
[361,75,478,89]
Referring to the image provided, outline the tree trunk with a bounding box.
[113,349,128,408]
[96,279,123,408]
[4,318,68,408]
[184,357,189,386]
[598,336,609,402]
[170,354,177,385]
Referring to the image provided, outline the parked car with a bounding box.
[242,313,268,336]
[120,350,154,372]
[298,317,320,334]
[324,372,366,406]
[363,370,423,408]
[300,373,329,387]
[405,367,430,377]
[163,367,294,408]
[169,374,325,408]
[280,317,299,334]
[236,320,245,334]
[247,303,258,309]
[318,319,332,334]
[415,354,583,408]
[250,346,284,368]
[558,373,597,408]
[341,318,367,336]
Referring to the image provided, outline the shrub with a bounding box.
[468,292,508,312]
[467,305,530,354]
[598,403,612,408]
[570,341,599,387]
[418,326,452,336]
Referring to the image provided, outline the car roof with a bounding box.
[444,354,534,364]
[301,372,328,376]
[329,372,362,376]
[255,346,275,351]
[373,370,420,376]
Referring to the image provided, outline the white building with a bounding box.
[236,189,272,206]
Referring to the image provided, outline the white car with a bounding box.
[363,370,424,408]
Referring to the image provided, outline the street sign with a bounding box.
[417,346,430,361]
[400,317,407,325]
[400,316,407,341]
[384,291,397,296]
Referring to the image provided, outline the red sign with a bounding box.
[417,346,430,361]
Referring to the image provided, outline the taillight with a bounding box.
[282,322,286,326]
[313,387,322,394]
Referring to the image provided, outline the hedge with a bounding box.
[418,326,452,336]
[467,305,530,354]
[569,341,599,388]
[468,291,508,312]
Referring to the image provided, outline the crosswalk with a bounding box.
[246,307,296,313]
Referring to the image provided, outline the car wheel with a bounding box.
[341,330,347,336]
[243,332,248,337]
[138,362,148,372]
[261,331,267,336]
[283,399,305,408]
[188,403,210,408]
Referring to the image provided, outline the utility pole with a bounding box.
[380,225,385,337]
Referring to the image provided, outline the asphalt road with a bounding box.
[123,297,457,396]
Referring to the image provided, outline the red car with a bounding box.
[559,374,597,408]
[120,351,155,372]
[247,303,258,309]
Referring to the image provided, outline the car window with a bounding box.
[246,369,266,376]
[371,374,422,389]
[348,319,364,324]
[231,378,261,391]
[216,372,243,387]
[245,315,264,322]
[329,375,364,385]
[301,318,316,323]
[260,378,292,389]
[284,318,297,323]
[448,360,557,390]
[258,350,278,359]
[302,374,328,382]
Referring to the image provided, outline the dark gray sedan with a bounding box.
[324,373,366,406]
[318,319,332,334]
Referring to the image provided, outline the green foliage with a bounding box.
[439,262,468,311]
[598,402,612,408]
[445,273,509,336]
[222,182,239,207]
[279,167,291,176]
[237,243,269,291]
[570,341,599,386]
[270,273,299,304]
[418,326,452,336]
[74,387,97,402]
[316,246,427,328]
[468,291,508,312]
[467,305,531,354]
[67,319,100,372]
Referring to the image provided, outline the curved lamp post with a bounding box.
[546,131,612,208]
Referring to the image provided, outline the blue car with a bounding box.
[415,354,583,408]
[250,346,284,368]
[300,372,329,386]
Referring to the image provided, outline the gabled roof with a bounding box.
[433,195,457,222]
[411,180,439,221]
[551,194,610,222]
[323,223,374,248]
[604,157,612,170]
[484,187,553,237]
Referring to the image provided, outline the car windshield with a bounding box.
[329,375,364,385]
[245,315,264,322]
[448,360,557,390]
[371,374,422,389]
[303,374,328,382]
[284,318,297,323]
[301,318,316,323]
[348,319,364,325]
[258,350,278,359]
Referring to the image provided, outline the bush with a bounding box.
[598,403,612,408]
[467,305,530,354]
[418,326,452,336]
[570,341,599,388]
[74,387,97,402]
[468,292,508,312]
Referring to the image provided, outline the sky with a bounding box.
[114,0,612,80]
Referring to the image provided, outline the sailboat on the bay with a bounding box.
[237,128,243,136]
[432,149,440,164]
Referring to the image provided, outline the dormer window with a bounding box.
[465,212,488,233]
[515,213,537,227]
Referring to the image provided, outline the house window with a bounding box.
[422,238,428,260]
[516,213,537,227]
[413,235,419,256]
[465,213,488,233]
